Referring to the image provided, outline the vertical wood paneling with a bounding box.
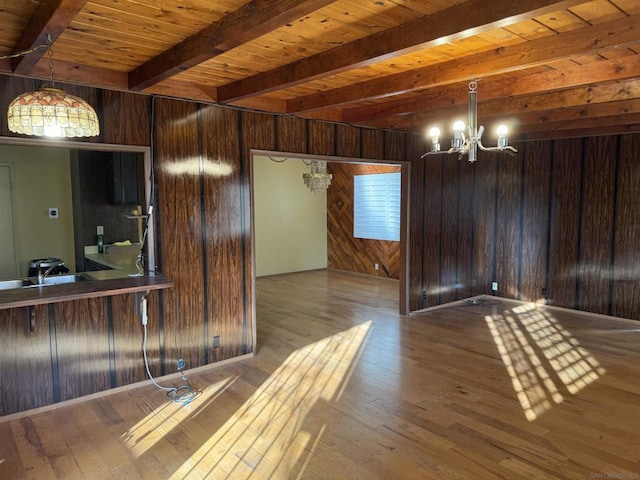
[0,306,52,416]
[520,141,552,301]
[154,97,205,370]
[578,136,617,315]
[548,138,583,309]
[361,129,384,160]
[111,293,159,386]
[456,162,474,300]
[54,298,110,401]
[336,123,361,158]
[495,150,523,299]
[308,120,335,156]
[612,134,640,319]
[201,105,244,362]
[384,130,405,161]
[101,90,150,146]
[472,154,498,295]
[422,155,443,307]
[440,159,459,304]
[277,116,306,153]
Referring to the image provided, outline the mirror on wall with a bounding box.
[0,140,153,281]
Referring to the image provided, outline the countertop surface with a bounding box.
[0,275,174,310]
[85,244,141,273]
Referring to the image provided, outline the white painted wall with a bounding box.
[0,145,75,277]
[253,156,327,277]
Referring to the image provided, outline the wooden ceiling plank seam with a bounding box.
[77,3,212,38]
[12,0,89,75]
[86,0,243,30]
[215,0,588,103]
[290,12,640,116]
[128,0,338,92]
[68,14,184,48]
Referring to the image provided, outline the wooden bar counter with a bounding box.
[0,275,174,416]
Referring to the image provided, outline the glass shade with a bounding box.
[7,87,99,138]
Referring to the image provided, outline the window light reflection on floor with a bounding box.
[486,304,605,422]
[122,376,238,458]
[169,320,373,479]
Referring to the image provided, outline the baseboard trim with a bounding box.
[411,295,640,326]
[0,352,255,424]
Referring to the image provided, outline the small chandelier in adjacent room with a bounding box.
[5,35,100,138]
[422,80,516,162]
[303,160,332,194]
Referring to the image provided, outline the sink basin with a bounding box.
[43,274,93,285]
[0,279,34,290]
[25,274,94,287]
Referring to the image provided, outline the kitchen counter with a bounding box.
[0,275,173,310]
[84,244,141,274]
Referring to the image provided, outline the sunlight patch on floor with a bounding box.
[513,303,606,394]
[171,320,372,480]
[486,304,605,421]
[121,376,237,457]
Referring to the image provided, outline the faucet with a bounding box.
[36,260,64,285]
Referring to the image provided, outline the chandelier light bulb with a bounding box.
[428,126,440,140]
[452,120,465,148]
[428,126,441,152]
[497,124,509,148]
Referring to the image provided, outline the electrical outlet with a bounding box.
[492,281,498,292]
[422,290,427,300]
[48,207,59,219]
[212,335,220,349]
[542,287,547,297]
[374,263,379,271]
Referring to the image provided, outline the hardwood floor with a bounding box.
[1,269,639,479]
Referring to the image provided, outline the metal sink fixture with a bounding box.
[0,279,34,290]
[32,274,94,286]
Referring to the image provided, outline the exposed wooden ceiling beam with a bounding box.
[342,54,640,122]
[26,57,127,90]
[215,0,586,103]
[518,123,640,141]
[11,0,88,75]
[367,78,640,131]
[292,13,640,114]
[128,0,337,91]
[516,112,640,134]
[506,98,640,126]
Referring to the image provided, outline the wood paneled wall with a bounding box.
[414,135,640,321]
[327,163,402,279]
[0,73,423,415]
[1,72,638,414]
[0,293,161,416]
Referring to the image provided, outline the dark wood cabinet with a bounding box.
[108,152,143,205]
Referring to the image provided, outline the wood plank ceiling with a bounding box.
[1,0,639,142]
